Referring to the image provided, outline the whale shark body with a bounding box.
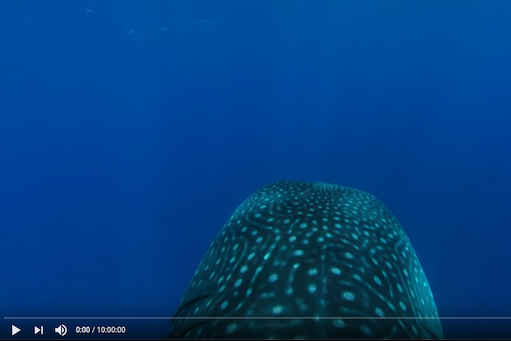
[169,181,443,339]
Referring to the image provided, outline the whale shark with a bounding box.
[169,181,443,339]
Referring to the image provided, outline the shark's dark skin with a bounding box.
[169,181,444,339]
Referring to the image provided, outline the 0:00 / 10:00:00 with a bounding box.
[76,326,127,334]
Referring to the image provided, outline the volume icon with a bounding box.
[54,324,67,336]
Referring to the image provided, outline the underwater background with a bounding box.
[1,0,511,339]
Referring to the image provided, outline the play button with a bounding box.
[11,325,21,336]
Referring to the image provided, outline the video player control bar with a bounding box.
[10,323,127,337]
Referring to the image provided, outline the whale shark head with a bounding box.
[169,181,443,339]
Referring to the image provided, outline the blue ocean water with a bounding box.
[1,0,510,339]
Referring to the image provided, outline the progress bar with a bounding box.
[5,317,511,320]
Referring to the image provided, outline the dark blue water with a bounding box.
[1,0,510,339]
